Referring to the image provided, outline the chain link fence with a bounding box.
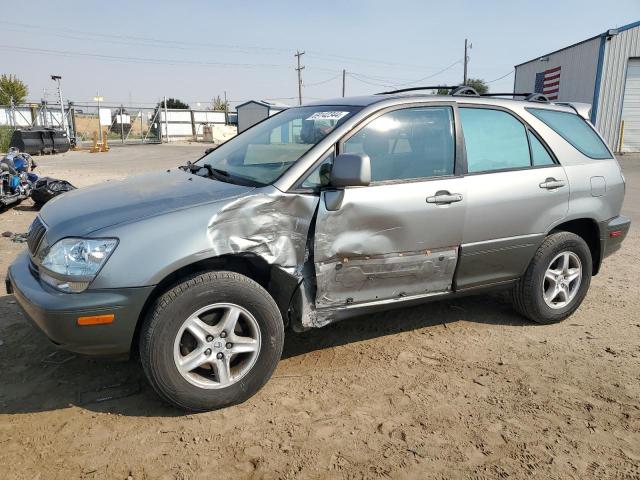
[0,100,238,149]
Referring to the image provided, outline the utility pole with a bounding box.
[342,69,346,97]
[294,50,305,106]
[463,39,472,85]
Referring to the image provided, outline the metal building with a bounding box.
[236,100,288,133]
[514,20,640,152]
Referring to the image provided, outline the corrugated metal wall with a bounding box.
[620,59,640,152]
[596,25,640,149]
[514,37,600,103]
[237,103,269,133]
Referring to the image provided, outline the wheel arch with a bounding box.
[130,254,300,356]
[550,218,601,275]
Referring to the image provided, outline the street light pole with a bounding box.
[51,75,70,139]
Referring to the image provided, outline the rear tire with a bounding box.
[140,271,284,411]
[512,232,592,324]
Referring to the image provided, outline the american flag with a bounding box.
[534,66,561,100]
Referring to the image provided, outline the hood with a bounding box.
[40,169,255,238]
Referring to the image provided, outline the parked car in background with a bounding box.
[6,86,630,411]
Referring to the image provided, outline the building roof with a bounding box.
[514,19,640,68]
[235,100,290,110]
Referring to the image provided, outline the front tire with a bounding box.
[140,271,284,411]
[512,232,592,324]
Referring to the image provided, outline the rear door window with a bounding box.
[527,108,612,159]
[459,108,531,172]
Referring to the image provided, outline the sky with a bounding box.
[1,0,639,110]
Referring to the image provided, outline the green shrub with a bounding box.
[0,125,14,153]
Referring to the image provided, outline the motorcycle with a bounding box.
[0,147,38,209]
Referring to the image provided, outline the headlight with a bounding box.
[41,238,118,292]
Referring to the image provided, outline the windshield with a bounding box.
[197,105,361,185]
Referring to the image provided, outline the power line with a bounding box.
[0,20,468,75]
[0,44,289,69]
[486,70,515,83]
[348,58,463,89]
[0,21,290,55]
[347,73,393,88]
[303,73,342,87]
[384,59,464,87]
[305,51,455,71]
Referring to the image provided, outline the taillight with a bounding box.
[610,230,622,238]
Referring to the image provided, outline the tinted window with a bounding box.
[527,108,612,159]
[528,131,554,166]
[343,107,455,182]
[460,108,530,172]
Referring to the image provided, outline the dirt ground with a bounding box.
[1,145,639,480]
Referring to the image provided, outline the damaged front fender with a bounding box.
[91,186,319,294]
[207,190,318,272]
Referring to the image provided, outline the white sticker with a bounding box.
[306,111,350,121]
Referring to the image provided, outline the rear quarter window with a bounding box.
[527,108,612,159]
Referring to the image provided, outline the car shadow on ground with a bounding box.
[11,204,38,213]
[0,291,531,417]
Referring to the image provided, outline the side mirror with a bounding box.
[330,153,371,188]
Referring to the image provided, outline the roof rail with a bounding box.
[524,93,550,103]
[479,92,550,103]
[376,85,480,96]
[450,86,479,96]
[376,86,458,95]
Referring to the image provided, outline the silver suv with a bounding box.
[6,86,630,411]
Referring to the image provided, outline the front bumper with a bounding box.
[6,251,154,357]
[600,215,631,260]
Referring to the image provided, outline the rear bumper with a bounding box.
[6,251,154,357]
[599,215,631,260]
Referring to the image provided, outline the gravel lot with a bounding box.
[1,145,639,479]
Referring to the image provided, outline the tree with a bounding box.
[150,98,190,135]
[211,95,229,112]
[161,98,190,110]
[465,78,489,94]
[0,74,28,105]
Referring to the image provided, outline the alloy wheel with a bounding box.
[542,251,582,309]
[173,303,261,389]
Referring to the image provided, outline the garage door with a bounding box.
[621,59,640,152]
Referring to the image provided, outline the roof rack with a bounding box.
[480,92,550,103]
[449,86,479,96]
[376,86,456,95]
[377,86,551,103]
[376,85,480,96]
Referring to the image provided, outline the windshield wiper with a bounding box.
[209,167,267,187]
[182,162,265,187]
[180,162,232,183]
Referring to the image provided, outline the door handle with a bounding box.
[539,177,566,190]
[426,190,463,205]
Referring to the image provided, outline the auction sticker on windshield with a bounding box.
[306,111,351,121]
